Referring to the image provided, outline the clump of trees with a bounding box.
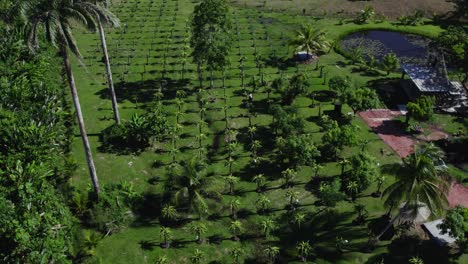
[0,30,79,262]
[438,206,468,249]
[406,96,435,124]
[190,0,233,88]
[101,105,170,151]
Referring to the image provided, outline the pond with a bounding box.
[340,30,431,64]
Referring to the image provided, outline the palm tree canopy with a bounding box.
[383,144,449,217]
[20,0,118,57]
[289,24,330,54]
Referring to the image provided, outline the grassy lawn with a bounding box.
[69,0,465,263]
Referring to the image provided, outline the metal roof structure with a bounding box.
[422,219,457,246]
[401,64,454,93]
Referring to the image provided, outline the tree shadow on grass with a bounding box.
[95,78,192,105]
[261,54,296,71]
[276,208,368,263]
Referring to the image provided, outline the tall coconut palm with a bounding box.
[289,24,330,55]
[82,0,121,124]
[373,144,448,242]
[21,0,103,196]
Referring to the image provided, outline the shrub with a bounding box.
[100,105,170,151]
[276,134,320,167]
[318,179,345,207]
[87,183,138,235]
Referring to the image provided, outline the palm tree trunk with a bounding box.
[98,20,120,124]
[61,44,101,197]
[375,211,400,241]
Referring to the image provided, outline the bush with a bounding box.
[318,179,345,207]
[276,134,320,167]
[100,106,170,152]
[87,183,138,235]
[101,123,127,146]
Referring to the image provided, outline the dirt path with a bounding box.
[359,109,414,157]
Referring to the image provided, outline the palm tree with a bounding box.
[338,158,350,176]
[373,144,449,242]
[263,246,280,264]
[296,240,312,262]
[160,227,172,249]
[346,181,359,201]
[21,0,102,195]
[353,203,368,224]
[172,158,221,218]
[253,173,266,192]
[190,249,204,264]
[84,0,121,124]
[256,195,271,214]
[161,204,178,222]
[381,53,399,75]
[224,174,239,195]
[228,198,240,219]
[285,190,300,210]
[281,168,297,188]
[290,24,330,56]
[190,222,207,244]
[292,211,306,229]
[311,164,323,178]
[155,255,168,264]
[260,218,276,238]
[356,5,375,24]
[230,220,243,241]
[229,247,243,264]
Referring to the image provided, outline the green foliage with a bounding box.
[398,10,425,26]
[322,121,359,158]
[407,96,435,123]
[0,32,78,262]
[190,0,233,71]
[318,178,345,207]
[276,134,320,167]
[101,105,170,150]
[344,87,380,113]
[328,76,351,102]
[0,162,77,263]
[438,206,468,247]
[381,53,399,75]
[271,104,305,135]
[343,151,379,197]
[432,26,467,82]
[355,5,375,24]
[273,73,310,105]
[289,24,330,54]
[383,144,448,217]
[87,183,137,234]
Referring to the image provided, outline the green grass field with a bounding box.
[69,0,467,263]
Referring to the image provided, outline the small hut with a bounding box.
[422,219,457,247]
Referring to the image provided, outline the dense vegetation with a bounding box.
[0,0,467,263]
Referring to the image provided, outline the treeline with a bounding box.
[0,29,79,262]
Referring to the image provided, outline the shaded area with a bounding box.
[95,78,192,105]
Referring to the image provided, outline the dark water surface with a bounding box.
[341,30,431,63]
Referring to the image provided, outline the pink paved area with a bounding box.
[448,182,468,208]
[359,109,414,158]
[359,109,468,208]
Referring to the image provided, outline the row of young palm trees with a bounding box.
[19,0,122,197]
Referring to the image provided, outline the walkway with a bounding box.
[359,109,414,157]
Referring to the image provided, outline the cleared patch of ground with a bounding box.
[232,0,455,19]
[359,109,414,157]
